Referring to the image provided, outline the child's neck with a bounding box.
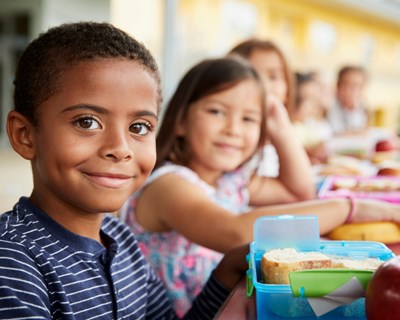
[188,165,223,187]
[29,194,105,244]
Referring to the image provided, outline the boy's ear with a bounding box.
[6,110,36,160]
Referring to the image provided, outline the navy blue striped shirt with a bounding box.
[0,197,229,319]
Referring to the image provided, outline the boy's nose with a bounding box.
[101,129,133,161]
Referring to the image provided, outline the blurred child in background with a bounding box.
[228,39,314,180]
[292,72,332,164]
[228,39,295,117]
[121,56,400,316]
[328,65,369,135]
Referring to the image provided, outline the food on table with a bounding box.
[317,155,366,177]
[260,248,383,284]
[366,255,400,319]
[261,248,332,284]
[377,166,400,177]
[372,138,398,163]
[332,256,384,270]
[375,139,397,152]
[331,177,400,192]
[331,177,358,190]
[328,222,400,244]
[318,165,364,177]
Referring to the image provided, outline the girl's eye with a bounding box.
[208,108,225,116]
[243,116,256,123]
[243,116,261,124]
[75,117,101,130]
[129,122,152,136]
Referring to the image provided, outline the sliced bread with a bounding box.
[261,248,333,284]
[332,257,383,270]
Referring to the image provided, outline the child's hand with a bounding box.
[213,244,249,290]
[352,200,400,223]
[307,142,329,164]
[265,94,293,145]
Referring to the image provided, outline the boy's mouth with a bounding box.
[84,172,134,188]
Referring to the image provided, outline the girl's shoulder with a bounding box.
[150,162,198,181]
[119,162,215,222]
[149,162,215,193]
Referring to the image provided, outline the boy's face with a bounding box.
[27,59,158,219]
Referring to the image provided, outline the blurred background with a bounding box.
[0,0,399,212]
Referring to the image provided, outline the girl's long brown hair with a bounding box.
[155,56,268,170]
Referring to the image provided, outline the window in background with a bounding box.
[360,34,375,66]
[309,20,337,54]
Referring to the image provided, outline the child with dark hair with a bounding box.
[0,21,247,319]
[292,72,332,164]
[121,55,400,315]
[228,38,316,188]
[328,65,369,135]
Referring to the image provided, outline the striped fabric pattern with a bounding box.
[0,197,229,319]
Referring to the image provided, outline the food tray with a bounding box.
[318,175,400,204]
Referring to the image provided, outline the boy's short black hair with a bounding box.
[13,21,161,126]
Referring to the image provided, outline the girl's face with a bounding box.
[28,59,159,224]
[177,79,262,184]
[247,49,288,104]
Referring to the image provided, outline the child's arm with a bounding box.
[135,174,400,254]
[212,243,249,290]
[249,95,315,206]
[182,244,249,319]
[142,262,231,320]
[143,245,248,320]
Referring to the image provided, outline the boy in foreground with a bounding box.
[0,22,246,319]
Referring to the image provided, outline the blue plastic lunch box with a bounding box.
[247,215,394,319]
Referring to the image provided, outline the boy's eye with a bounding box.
[76,117,100,130]
[129,122,152,136]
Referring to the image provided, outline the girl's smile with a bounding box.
[213,142,242,153]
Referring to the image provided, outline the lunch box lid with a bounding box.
[253,215,320,252]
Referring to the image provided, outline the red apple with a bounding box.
[366,255,400,319]
[375,139,396,152]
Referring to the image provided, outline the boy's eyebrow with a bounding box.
[62,104,109,114]
[62,104,158,120]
